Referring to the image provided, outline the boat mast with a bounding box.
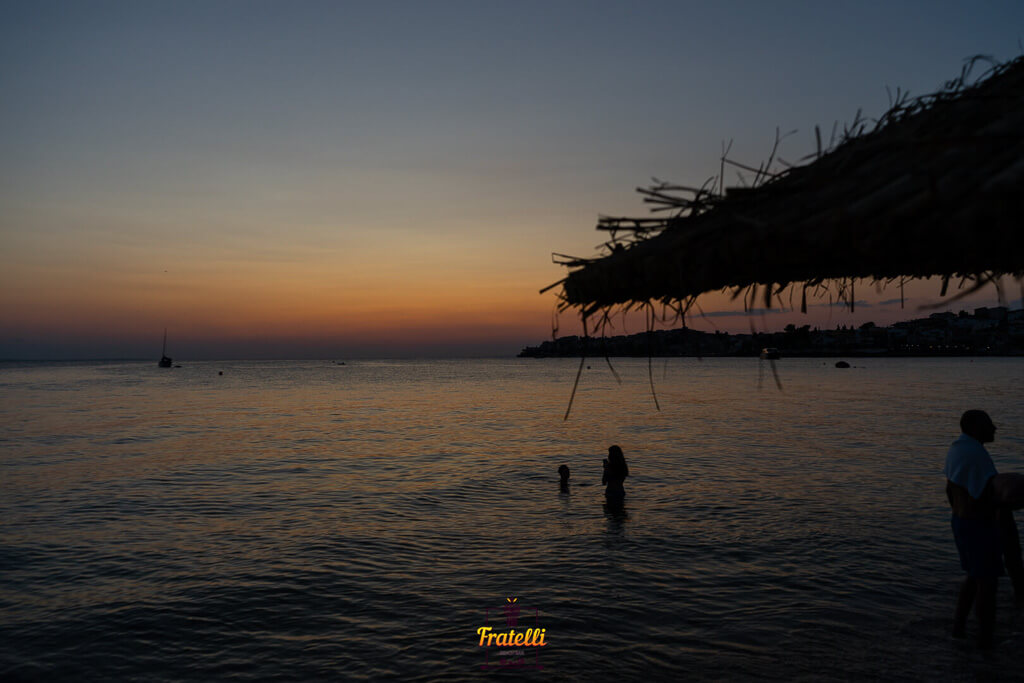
[162,328,167,356]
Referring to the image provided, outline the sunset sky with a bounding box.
[2,1,1023,359]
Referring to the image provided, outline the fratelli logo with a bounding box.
[477,597,546,670]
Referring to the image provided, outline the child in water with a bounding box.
[558,464,570,492]
[602,445,629,508]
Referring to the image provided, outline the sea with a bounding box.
[1,357,1023,681]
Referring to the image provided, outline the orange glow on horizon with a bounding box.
[2,224,1012,356]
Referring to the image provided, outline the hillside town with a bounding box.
[519,306,1024,358]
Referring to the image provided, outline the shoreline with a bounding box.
[518,350,1024,358]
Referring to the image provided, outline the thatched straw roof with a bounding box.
[550,57,1024,321]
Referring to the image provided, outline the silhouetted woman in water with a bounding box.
[558,464,571,493]
[603,445,629,509]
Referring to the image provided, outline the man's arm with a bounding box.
[947,477,999,522]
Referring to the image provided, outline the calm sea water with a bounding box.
[1,358,1023,681]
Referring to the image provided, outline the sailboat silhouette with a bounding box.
[158,329,173,368]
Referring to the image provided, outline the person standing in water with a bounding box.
[602,445,629,509]
[558,464,571,493]
[944,410,1023,648]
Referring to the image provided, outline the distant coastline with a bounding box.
[519,306,1024,358]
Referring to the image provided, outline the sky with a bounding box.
[2,0,1022,359]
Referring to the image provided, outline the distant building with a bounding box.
[974,306,1008,320]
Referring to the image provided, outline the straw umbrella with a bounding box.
[545,57,1024,418]
[548,57,1024,324]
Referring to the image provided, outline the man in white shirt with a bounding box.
[944,410,1023,648]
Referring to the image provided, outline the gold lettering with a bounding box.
[478,627,549,648]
